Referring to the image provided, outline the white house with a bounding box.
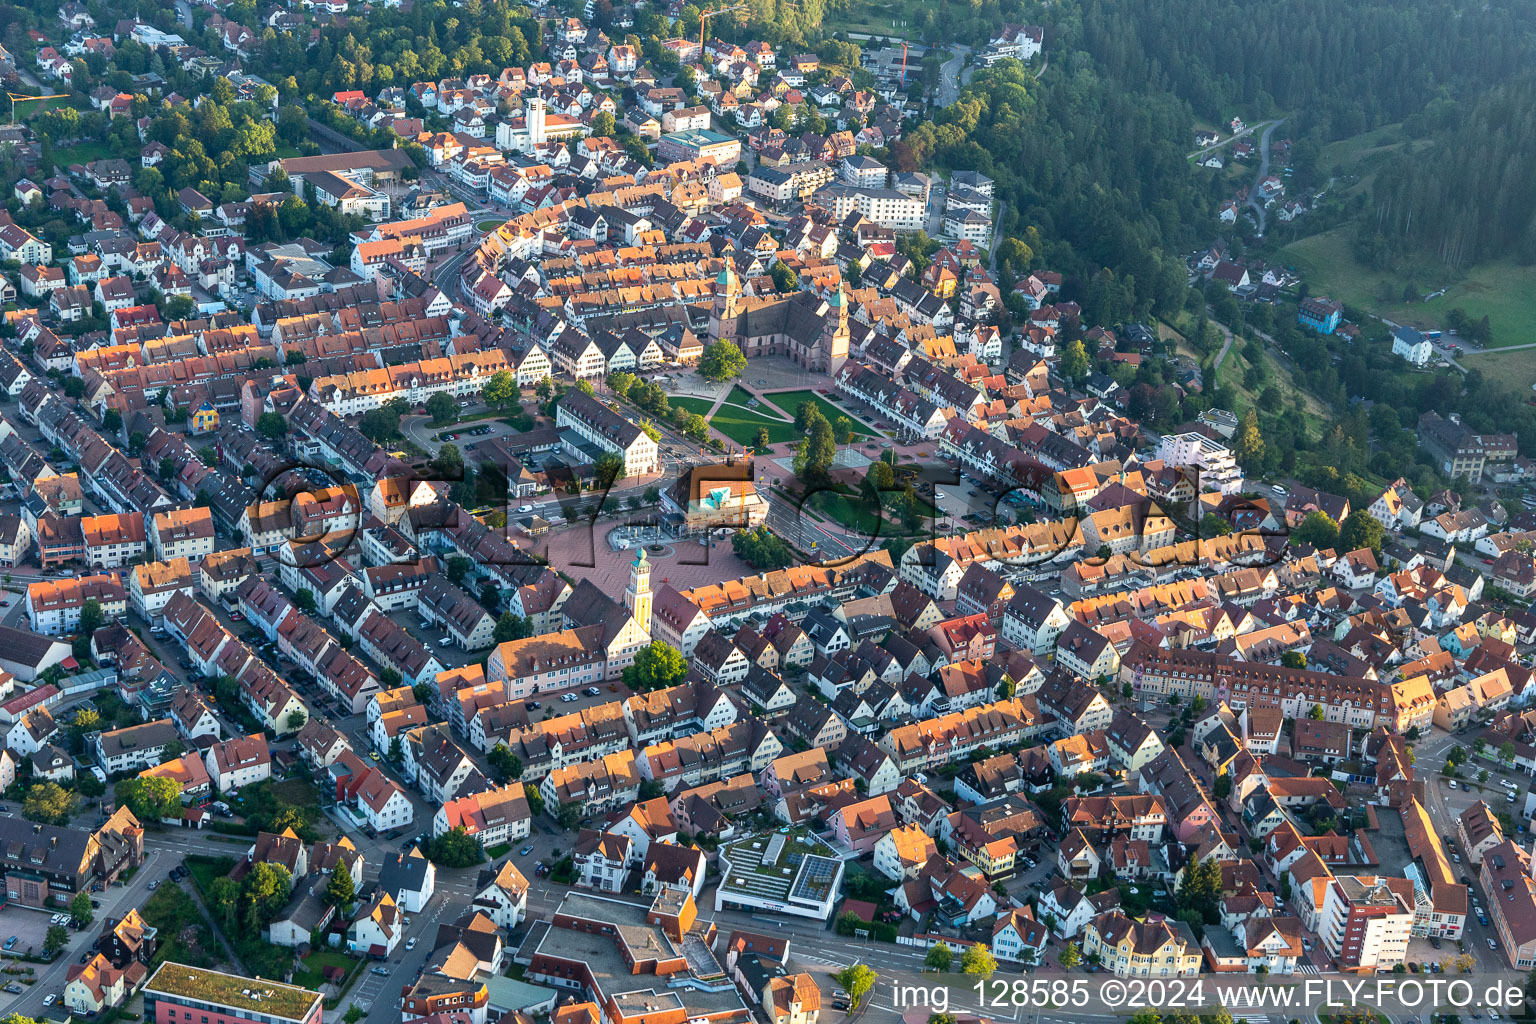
[1392,327,1433,367]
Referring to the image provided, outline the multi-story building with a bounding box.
[143,963,322,1024]
[0,807,142,906]
[812,184,924,230]
[150,507,216,563]
[1319,875,1413,972]
[1082,911,1201,977]
[26,574,128,634]
[1481,840,1536,968]
[94,720,179,775]
[1118,643,1436,734]
[1156,431,1243,495]
[554,391,660,479]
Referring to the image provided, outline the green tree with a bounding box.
[115,776,183,822]
[446,554,473,585]
[1176,856,1222,925]
[793,413,836,483]
[623,640,689,691]
[488,743,523,782]
[1199,512,1232,537]
[924,941,953,972]
[426,391,458,425]
[959,943,998,976]
[294,589,318,614]
[1309,703,1326,720]
[697,340,748,382]
[1059,338,1090,382]
[753,426,771,449]
[241,862,293,929]
[44,924,68,955]
[1233,409,1265,469]
[325,867,356,907]
[1291,510,1340,550]
[69,890,93,926]
[23,782,77,825]
[590,110,616,138]
[1058,942,1082,968]
[207,876,240,931]
[79,598,106,636]
[593,451,626,488]
[1338,508,1386,555]
[286,708,307,731]
[833,964,877,1010]
[494,613,533,644]
[67,707,102,750]
[425,827,484,867]
[256,412,288,439]
[1281,650,1307,669]
[732,525,793,569]
[482,370,519,410]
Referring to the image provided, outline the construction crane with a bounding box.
[698,2,749,55]
[7,92,72,124]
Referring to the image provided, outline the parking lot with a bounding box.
[0,906,63,960]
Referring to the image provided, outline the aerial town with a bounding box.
[0,0,1535,1024]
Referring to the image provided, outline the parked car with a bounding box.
[406,937,416,951]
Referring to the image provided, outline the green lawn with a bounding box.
[669,392,802,446]
[184,855,237,897]
[53,141,116,166]
[476,219,504,232]
[485,843,511,859]
[1282,228,1536,347]
[805,487,884,536]
[760,390,874,437]
[14,96,73,119]
[292,949,363,995]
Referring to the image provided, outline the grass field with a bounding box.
[1461,347,1536,392]
[837,0,925,37]
[52,141,116,166]
[760,390,875,436]
[1282,228,1536,347]
[292,949,364,1000]
[706,400,800,446]
[12,95,72,119]
[476,219,504,231]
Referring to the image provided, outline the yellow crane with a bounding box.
[7,91,72,124]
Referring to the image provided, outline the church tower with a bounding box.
[822,281,851,373]
[625,546,653,636]
[525,95,547,150]
[708,262,739,342]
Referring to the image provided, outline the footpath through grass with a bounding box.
[760,389,874,436]
[671,390,801,446]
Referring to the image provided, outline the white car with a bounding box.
[406,937,416,951]
[42,996,57,1007]
[517,505,533,513]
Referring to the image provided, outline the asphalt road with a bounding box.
[1246,118,1285,235]
[937,46,972,107]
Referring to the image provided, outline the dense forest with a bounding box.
[1073,0,1536,139]
[894,61,1196,325]
[1366,73,1536,267]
